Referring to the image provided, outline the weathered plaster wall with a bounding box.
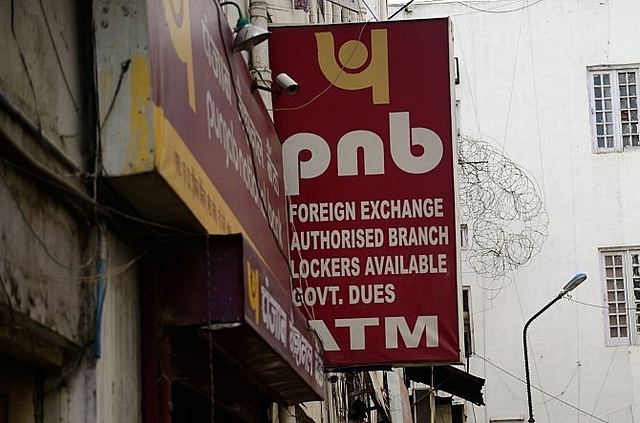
[0,0,84,169]
[0,1,142,422]
[96,232,141,423]
[0,159,92,359]
[0,0,92,364]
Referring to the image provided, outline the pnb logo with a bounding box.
[282,27,445,196]
[247,261,260,324]
[315,29,389,104]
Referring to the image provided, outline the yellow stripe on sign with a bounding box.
[153,105,285,283]
[153,104,243,235]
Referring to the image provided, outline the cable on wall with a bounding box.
[475,353,610,423]
[270,19,372,112]
[455,0,545,14]
[37,0,81,117]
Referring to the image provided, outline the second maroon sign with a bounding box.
[270,19,460,367]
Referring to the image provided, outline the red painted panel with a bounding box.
[146,0,289,282]
[270,19,460,367]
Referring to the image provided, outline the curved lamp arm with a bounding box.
[522,272,587,423]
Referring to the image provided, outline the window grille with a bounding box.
[602,249,640,345]
[589,67,640,152]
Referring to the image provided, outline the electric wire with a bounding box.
[575,296,583,423]
[0,244,148,283]
[37,0,81,116]
[533,363,581,408]
[517,4,553,412]
[0,163,92,270]
[2,1,153,375]
[216,0,332,348]
[388,0,415,19]
[456,0,545,14]
[91,9,107,359]
[387,0,530,19]
[7,0,82,188]
[450,3,548,297]
[99,59,132,130]
[523,2,546,206]
[1,0,325,371]
[564,296,640,312]
[216,0,294,268]
[275,20,368,319]
[0,91,80,173]
[6,2,177,270]
[500,2,525,151]
[387,0,458,20]
[470,401,478,423]
[475,353,610,423]
[451,24,482,136]
[518,270,551,423]
[272,18,375,326]
[10,0,41,140]
[589,340,624,422]
[0,0,330,407]
[0,275,16,329]
[480,273,489,423]
[358,0,379,21]
[270,19,372,112]
[0,152,192,235]
[457,134,549,282]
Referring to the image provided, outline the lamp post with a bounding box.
[523,272,587,423]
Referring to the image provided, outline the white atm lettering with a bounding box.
[309,316,439,352]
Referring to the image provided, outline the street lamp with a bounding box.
[523,272,587,423]
[220,1,271,52]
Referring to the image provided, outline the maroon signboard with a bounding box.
[242,236,325,397]
[145,0,288,282]
[150,234,324,403]
[270,19,460,367]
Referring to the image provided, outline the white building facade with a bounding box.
[385,1,640,422]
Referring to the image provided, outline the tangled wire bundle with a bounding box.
[457,135,549,279]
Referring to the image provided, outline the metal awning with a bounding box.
[150,234,325,405]
[405,365,485,406]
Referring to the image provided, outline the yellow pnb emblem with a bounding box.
[315,29,389,105]
[247,261,260,324]
[163,0,196,112]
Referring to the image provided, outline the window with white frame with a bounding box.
[589,67,639,152]
[601,248,640,345]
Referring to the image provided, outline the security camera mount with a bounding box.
[251,72,299,97]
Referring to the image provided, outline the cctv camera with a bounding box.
[275,73,299,95]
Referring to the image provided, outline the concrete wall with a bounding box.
[387,1,640,422]
[0,1,141,422]
[0,0,91,364]
[0,0,84,169]
[95,233,141,423]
